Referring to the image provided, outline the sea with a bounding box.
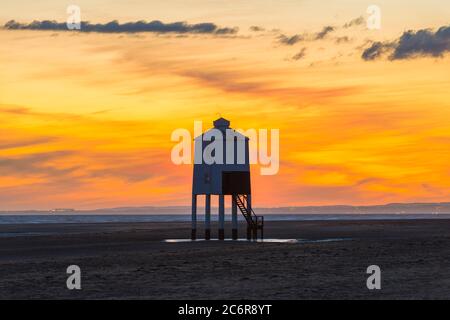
[0,213,449,224]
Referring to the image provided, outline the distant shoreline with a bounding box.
[1,201,450,215]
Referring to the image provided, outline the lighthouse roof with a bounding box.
[194,118,249,140]
[213,117,230,129]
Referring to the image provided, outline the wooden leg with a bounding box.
[205,195,211,240]
[232,196,238,240]
[191,194,197,240]
[218,195,225,240]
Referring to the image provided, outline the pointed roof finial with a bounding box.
[213,117,230,129]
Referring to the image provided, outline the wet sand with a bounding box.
[1,219,450,299]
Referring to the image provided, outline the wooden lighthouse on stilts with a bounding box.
[191,118,264,241]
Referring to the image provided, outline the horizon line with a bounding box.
[1,201,450,212]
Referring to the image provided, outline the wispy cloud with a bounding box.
[0,105,35,115]
[361,41,395,60]
[335,36,351,44]
[4,20,238,35]
[0,136,57,151]
[181,69,361,104]
[291,48,307,61]
[343,16,365,28]
[277,34,303,45]
[315,26,335,40]
[277,25,336,46]
[0,151,77,178]
[249,26,265,32]
[88,163,154,182]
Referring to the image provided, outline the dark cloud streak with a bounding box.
[393,25,450,59]
[335,36,351,44]
[249,26,265,32]
[291,48,307,61]
[362,25,450,60]
[315,26,335,40]
[4,19,238,35]
[361,41,393,60]
[0,137,57,150]
[343,16,365,28]
[278,25,335,46]
[277,34,303,45]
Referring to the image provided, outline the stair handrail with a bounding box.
[234,195,252,224]
[239,194,260,226]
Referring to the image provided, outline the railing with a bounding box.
[234,194,264,240]
[242,195,260,225]
[235,194,262,229]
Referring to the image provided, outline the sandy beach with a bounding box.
[1,219,450,299]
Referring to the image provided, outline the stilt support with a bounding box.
[218,195,225,240]
[191,194,197,240]
[205,194,211,240]
[232,195,238,240]
[247,194,252,240]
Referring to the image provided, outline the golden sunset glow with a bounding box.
[0,0,449,210]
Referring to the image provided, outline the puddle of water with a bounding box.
[297,238,352,243]
[164,238,297,243]
[164,238,351,244]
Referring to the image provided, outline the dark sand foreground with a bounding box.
[1,219,450,299]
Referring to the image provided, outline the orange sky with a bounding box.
[0,1,449,210]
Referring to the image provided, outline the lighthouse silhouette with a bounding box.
[191,118,264,241]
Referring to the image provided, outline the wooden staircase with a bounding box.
[233,194,264,240]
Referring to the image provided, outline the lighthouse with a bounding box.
[191,118,264,241]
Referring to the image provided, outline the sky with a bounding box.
[0,0,449,210]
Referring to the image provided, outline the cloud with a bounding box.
[0,136,57,150]
[89,163,154,182]
[3,19,238,35]
[277,25,338,46]
[181,70,261,93]
[181,69,361,104]
[291,48,307,61]
[0,151,77,178]
[361,41,392,60]
[277,34,303,45]
[355,177,385,186]
[0,105,34,115]
[315,26,335,40]
[343,16,365,28]
[249,26,265,32]
[335,36,351,44]
[392,25,450,59]
[0,104,85,121]
[362,25,450,60]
